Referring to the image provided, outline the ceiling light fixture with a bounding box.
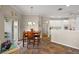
[30,6,34,15]
[58,8,63,11]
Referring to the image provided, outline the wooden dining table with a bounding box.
[22,31,40,48]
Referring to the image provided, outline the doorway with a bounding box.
[13,20,19,46]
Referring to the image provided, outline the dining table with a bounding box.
[22,31,40,48]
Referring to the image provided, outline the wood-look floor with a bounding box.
[19,40,79,54]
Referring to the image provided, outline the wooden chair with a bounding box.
[22,31,40,48]
[26,31,35,48]
[22,31,27,47]
[34,33,40,47]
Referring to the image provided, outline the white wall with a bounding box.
[0,15,4,43]
[50,16,79,49]
[75,15,79,30]
[23,15,40,32]
[51,30,79,49]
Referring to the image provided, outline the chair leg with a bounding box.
[23,39,24,47]
[33,39,35,48]
[33,43,34,48]
[27,43,28,48]
[38,39,40,46]
[27,40,29,48]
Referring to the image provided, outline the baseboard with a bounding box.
[51,41,79,50]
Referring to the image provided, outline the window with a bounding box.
[28,22,32,26]
[28,22,36,26]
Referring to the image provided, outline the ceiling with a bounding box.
[12,5,79,18]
